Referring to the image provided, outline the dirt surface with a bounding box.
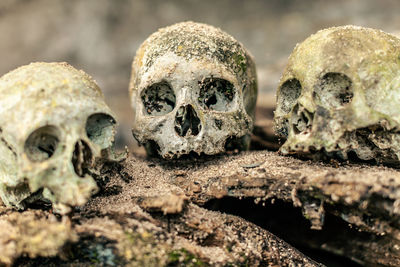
[1,154,323,267]
[0,148,399,266]
[123,150,400,266]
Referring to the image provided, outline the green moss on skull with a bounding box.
[131,21,257,118]
[137,22,249,78]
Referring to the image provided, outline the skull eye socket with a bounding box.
[277,78,302,114]
[198,78,235,111]
[86,113,116,150]
[141,82,176,116]
[313,72,353,108]
[24,125,60,162]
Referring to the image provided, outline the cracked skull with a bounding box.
[130,21,257,158]
[0,62,117,209]
[274,26,400,165]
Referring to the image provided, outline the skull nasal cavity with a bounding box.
[72,140,93,177]
[174,105,201,137]
[292,105,313,135]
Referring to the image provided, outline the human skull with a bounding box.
[274,26,400,165]
[0,62,117,210]
[130,21,257,158]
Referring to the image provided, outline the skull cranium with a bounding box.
[0,62,117,210]
[274,26,400,165]
[129,21,257,158]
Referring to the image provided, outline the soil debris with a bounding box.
[2,150,400,266]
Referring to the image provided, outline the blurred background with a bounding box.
[1,0,399,149]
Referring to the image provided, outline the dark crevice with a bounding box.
[22,188,53,211]
[141,81,176,116]
[174,105,201,137]
[13,236,123,267]
[204,197,364,267]
[24,125,60,162]
[144,140,161,158]
[72,140,93,177]
[198,77,235,111]
[205,94,217,107]
[38,143,55,158]
[224,135,249,152]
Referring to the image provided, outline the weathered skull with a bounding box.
[0,62,117,210]
[274,26,400,165]
[130,21,257,158]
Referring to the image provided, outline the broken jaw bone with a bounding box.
[129,21,258,159]
[0,62,117,211]
[274,25,400,165]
